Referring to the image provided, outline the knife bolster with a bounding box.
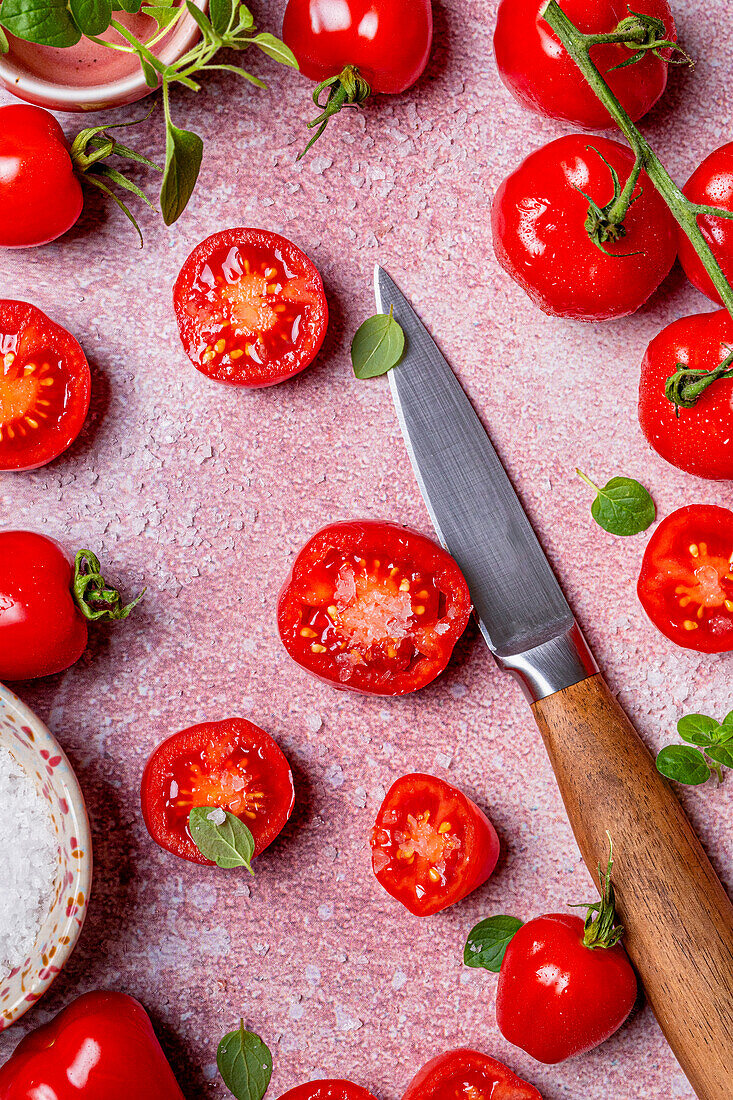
[496,621,597,702]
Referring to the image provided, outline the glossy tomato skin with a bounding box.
[173,228,328,388]
[0,991,185,1100]
[492,135,677,321]
[0,105,83,249]
[496,914,637,1064]
[639,311,733,480]
[278,1083,378,1100]
[0,531,87,681]
[141,718,295,865]
[0,300,91,471]
[402,1049,542,1100]
[637,505,733,653]
[277,521,472,696]
[678,143,733,304]
[282,0,433,93]
[371,774,499,916]
[494,0,675,129]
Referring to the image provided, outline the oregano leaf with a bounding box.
[185,0,214,36]
[576,470,655,537]
[160,121,203,225]
[0,0,81,47]
[69,0,112,35]
[0,24,10,50]
[656,745,711,786]
[677,713,719,746]
[189,807,255,871]
[217,1023,272,1100]
[250,32,298,67]
[463,916,523,972]
[705,744,733,769]
[351,306,405,379]
[209,0,234,34]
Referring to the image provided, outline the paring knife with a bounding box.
[375,265,733,1100]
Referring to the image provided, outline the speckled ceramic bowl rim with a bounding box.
[0,683,92,1028]
[0,1,206,112]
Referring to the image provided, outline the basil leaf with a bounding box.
[463,915,523,972]
[160,121,203,225]
[576,470,655,537]
[69,0,112,35]
[250,32,298,68]
[0,0,81,47]
[656,745,711,786]
[189,807,255,871]
[705,744,733,769]
[351,306,405,379]
[209,0,234,34]
[217,1023,272,1100]
[677,713,719,746]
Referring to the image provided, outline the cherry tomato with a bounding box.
[0,105,83,249]
[402,1049,542,1100]
[678,143,733,304]
[638,311,733,480]
[496,914,637,1063]
[492,135,677,321]
[637,505,733,653]
[141,718,295,865]
[0,300,90,471]
[278,1084,378,1100]
[277,521,472,696]
[282,0,432,93]
[173,228,328,388]
[494,0,676,130]
[370,774,499,916]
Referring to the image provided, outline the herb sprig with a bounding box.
[656,711,733,786]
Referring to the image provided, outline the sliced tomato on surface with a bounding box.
[278,521,472,696]
[402,1049,542,1100]
[141,718,295,864]
[278,1083,378,1100]
[173,228,328,388]
[0,300,90,471]
[371,774,499,916]
[637,505,733,653]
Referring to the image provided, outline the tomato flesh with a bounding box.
[638,506,733,652]
[278,1083,378,1100]
[141,719,295,864]
[402,1049,542,1100]
[278,522,472,695]
[0,300,90,471]
[173,228,328,388]
[371,774,499,916]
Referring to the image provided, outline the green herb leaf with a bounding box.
[0,0,81,47]
[249,31,298,67]
[705,744,733,769]
[189,807,255,871]
[89,164,156,210]
[209,0,234,33]
[719,710,733,731]
[201,63,265,87]
[463,915,523,972]
[351,306,405,379]
[116,0,143,11]
[185,0,214,35]
[0,25,10,50]
[232,2,254,32]
[217,1023,272,1100]
[69,0,112,35]
[160,121,203,225]
[677,713,719,746]
[576,470,655,537]
[656,745,711,786]
[141,4,179,28]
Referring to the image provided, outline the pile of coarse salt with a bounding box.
[0,746,58,977]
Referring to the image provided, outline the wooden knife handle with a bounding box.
[532,674,733,1100]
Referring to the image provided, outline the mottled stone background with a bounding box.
[1,1,731,1097]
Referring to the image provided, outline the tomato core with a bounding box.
[1,343,67,455]
[675,541,733,633]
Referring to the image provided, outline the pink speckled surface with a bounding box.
[0,2,731,1097]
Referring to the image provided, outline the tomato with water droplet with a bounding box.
[402,1049,543,1100]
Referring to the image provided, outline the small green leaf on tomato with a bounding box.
[217,1022,272,1100]
[576,469,655,537]
[677,713,719,746]
[0,0,82,47]
[189,807,255,871]
[656,745,711,786]
[351,306,406,379]
[160,121,203,226]
[464,915,523,972]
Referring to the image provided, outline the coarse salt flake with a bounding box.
[207,808,227,826]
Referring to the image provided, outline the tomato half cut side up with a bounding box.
[173,228,328,388]
[402,1049,543,1100]
[637,505,733,653]
[141,718,295,864]
[0,300,91,471]
[371,774,500,916]
[277,521,472,696]
[278,1083,379,1100]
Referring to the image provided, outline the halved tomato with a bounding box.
[172,228,328,388]
[141,718,295,864]
[637,505,733,652]
[0,300,90,471]
[278,1084,378,1100]
[277,521,472,696]
[371,774,500,917]
[402,1049,542,1100]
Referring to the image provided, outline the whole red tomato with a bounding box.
[496,913,637,1063]
[402,1049,542,1100]
[0,991,185,1100]
[492,135,677,321]
[678,143,733,304]
[0,105,83,249]
[639,310,733,480]
[494,0,676,129]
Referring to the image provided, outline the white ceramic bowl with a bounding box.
[0,684,92,1030]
